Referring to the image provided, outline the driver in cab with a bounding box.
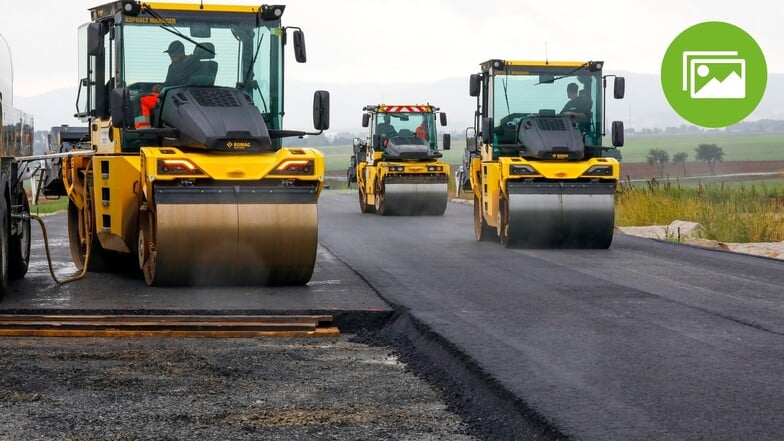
[561,82,591,118]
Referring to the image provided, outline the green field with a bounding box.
[320,140,468,173]
[318,133,784,173]
[620,133,784,163]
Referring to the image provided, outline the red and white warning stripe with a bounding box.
[379,105,431,113]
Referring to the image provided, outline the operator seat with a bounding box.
[190,43,218,86]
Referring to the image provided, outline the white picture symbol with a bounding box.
[682,51,746,99]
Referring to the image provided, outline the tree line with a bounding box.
[646,144,725,177]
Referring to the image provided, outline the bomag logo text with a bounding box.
[226,141,252,150]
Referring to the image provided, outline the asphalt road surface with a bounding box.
[4,211,390,332]
[319,191,784,441]
[7,192,784,440]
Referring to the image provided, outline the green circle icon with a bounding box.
[661,21,767,128]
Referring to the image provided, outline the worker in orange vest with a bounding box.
[415,114,429,140]
[134,84,162,129]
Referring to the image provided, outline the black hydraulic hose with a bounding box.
[31,214,91,285]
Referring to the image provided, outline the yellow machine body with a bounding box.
[467,60,624,248]
[58,1,329,285]
[352,104,451,216]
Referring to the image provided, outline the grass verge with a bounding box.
[616,178,784,243]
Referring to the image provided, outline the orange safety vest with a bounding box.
[134,93,159,129]
[415,124,427,140]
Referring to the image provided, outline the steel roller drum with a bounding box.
[381,182,448,216]
[153,203,317,285]
[506,181,615,248]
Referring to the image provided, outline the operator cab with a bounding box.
[77,1,328,153]
[469,59,624,160]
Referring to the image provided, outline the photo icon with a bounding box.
[662,22,766,128]
[682,51,745,99]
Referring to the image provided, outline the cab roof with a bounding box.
[480,59,604,73]
[89,2,277,21]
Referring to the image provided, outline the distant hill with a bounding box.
[15,87,82,132]
[16,72,784,135]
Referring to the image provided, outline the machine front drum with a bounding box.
[381,182,447,216]
[506,192,615,248]
[153,203,318,285]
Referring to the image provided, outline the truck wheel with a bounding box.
[8,195,30,280]
[0,197,9,300]
[474,195,495,241]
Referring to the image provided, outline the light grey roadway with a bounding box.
[318,190,784,441]
[3,211,391,331]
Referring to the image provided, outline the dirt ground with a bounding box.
[0,335,478,440]
[619,160,784,181]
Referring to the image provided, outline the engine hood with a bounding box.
[382,137,441,160]
[159,86,273,152]
[517,116,585,160]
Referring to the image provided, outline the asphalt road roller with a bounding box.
[47,1,329,285]
[348,104,451,216]
[466,59,625,248]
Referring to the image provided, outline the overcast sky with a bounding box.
[1,0,782,98]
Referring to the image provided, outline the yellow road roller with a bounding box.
[348,104,451,215]
[54,1,329,285]
[467,60,625,248]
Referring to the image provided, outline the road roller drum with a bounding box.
[502,181,615,248]
[377,181,448,216]
[143,201,317,285]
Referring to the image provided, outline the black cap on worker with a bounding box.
[164,40,185,54]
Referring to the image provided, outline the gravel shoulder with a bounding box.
[617,221,784,260]
[0,335,477,440]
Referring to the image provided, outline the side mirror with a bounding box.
[614,77,625,99]
[361,113,370,128]
[469,74,481,97]
[481,117,493,143]
[293,30,307,63]
[465,127,477,153]
[312,90,329,130]
[87,22,104,56]
[110,87,133,129]
[442,133,451,150]
[439,112,447,126]
[611,121,624,147]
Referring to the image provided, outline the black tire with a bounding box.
[137,210,159,285]
[8,194,30,280]
[0,197,10,300]
[474,194,496,241]
[67,199,116,272]
[497,196,511,248]
[374,181,386,215]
